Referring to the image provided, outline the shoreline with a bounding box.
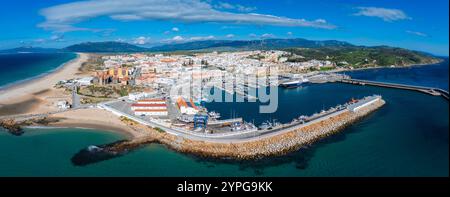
[23,124,134,140]
[0,53,89,116]
[0,53,79,91]
[0,53,87,102]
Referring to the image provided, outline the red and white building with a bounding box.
[131,99,168,116]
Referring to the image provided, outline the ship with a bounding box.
[279,78,309,88]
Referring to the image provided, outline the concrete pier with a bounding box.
[339,78,449,100]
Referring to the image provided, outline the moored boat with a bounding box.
[279,78,309,88]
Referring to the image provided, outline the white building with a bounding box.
[131,99,168,116]
[74,77,93,86]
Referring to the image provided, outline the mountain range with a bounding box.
[0,38,440,63]
[0,38,441,68]
[1,38,355,53]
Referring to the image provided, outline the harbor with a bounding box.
[1,78,447,176]
[0,0,449,180]
[64,94,385,165]
[0,51,447,172]
[0,60,447,174]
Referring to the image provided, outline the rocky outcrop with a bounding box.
[0,117,61,136]
[71,137,156,166]
[0,119,24,136]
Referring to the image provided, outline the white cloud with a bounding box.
[287,32,293,36]
[354,7,411,22]
[39,0,336,32]
[172,36,184,42]
[189,35,215,41]
[261,33,275,39]
[172,27,179,32]
[406,30,428,37]
[236,5,256,12]
[216,2,235,10]
[249,33,257,38]
[225,34,235,38]
[215,2,256,12]
[164,35,215,43]
[33,34,65,44]
[133,36,150,45]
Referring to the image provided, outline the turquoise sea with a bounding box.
[0,52,77,89]
[0,55,448,177]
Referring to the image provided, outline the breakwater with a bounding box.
[71,137,156,166]
[160,98,385,159]
[339,78,449,100]
[71,96,385,163]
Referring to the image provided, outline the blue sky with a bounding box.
[0,0,448,55]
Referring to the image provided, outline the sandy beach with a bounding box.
[0,53,89,116]
[0,52,147,138]
[47,108,147,139]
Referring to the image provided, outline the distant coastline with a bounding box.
[325,57,445,75]
[0,53,88,116]
[0,52,78,91]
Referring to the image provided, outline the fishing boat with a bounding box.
[208,111,221,119]
[259,121,273,130]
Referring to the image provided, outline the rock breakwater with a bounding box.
[158,99,385,159]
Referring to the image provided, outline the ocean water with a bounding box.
[0,53,77,88]
[341,58,449,91]
[0,57,448,177]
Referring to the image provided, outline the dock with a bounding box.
[339,78,449,100]
[208,118,243,126]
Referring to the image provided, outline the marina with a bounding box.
[0,80,447,176]
[83,93,386,142]
[62,94,385,166]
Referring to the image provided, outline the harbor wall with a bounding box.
[154,98,386,159]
